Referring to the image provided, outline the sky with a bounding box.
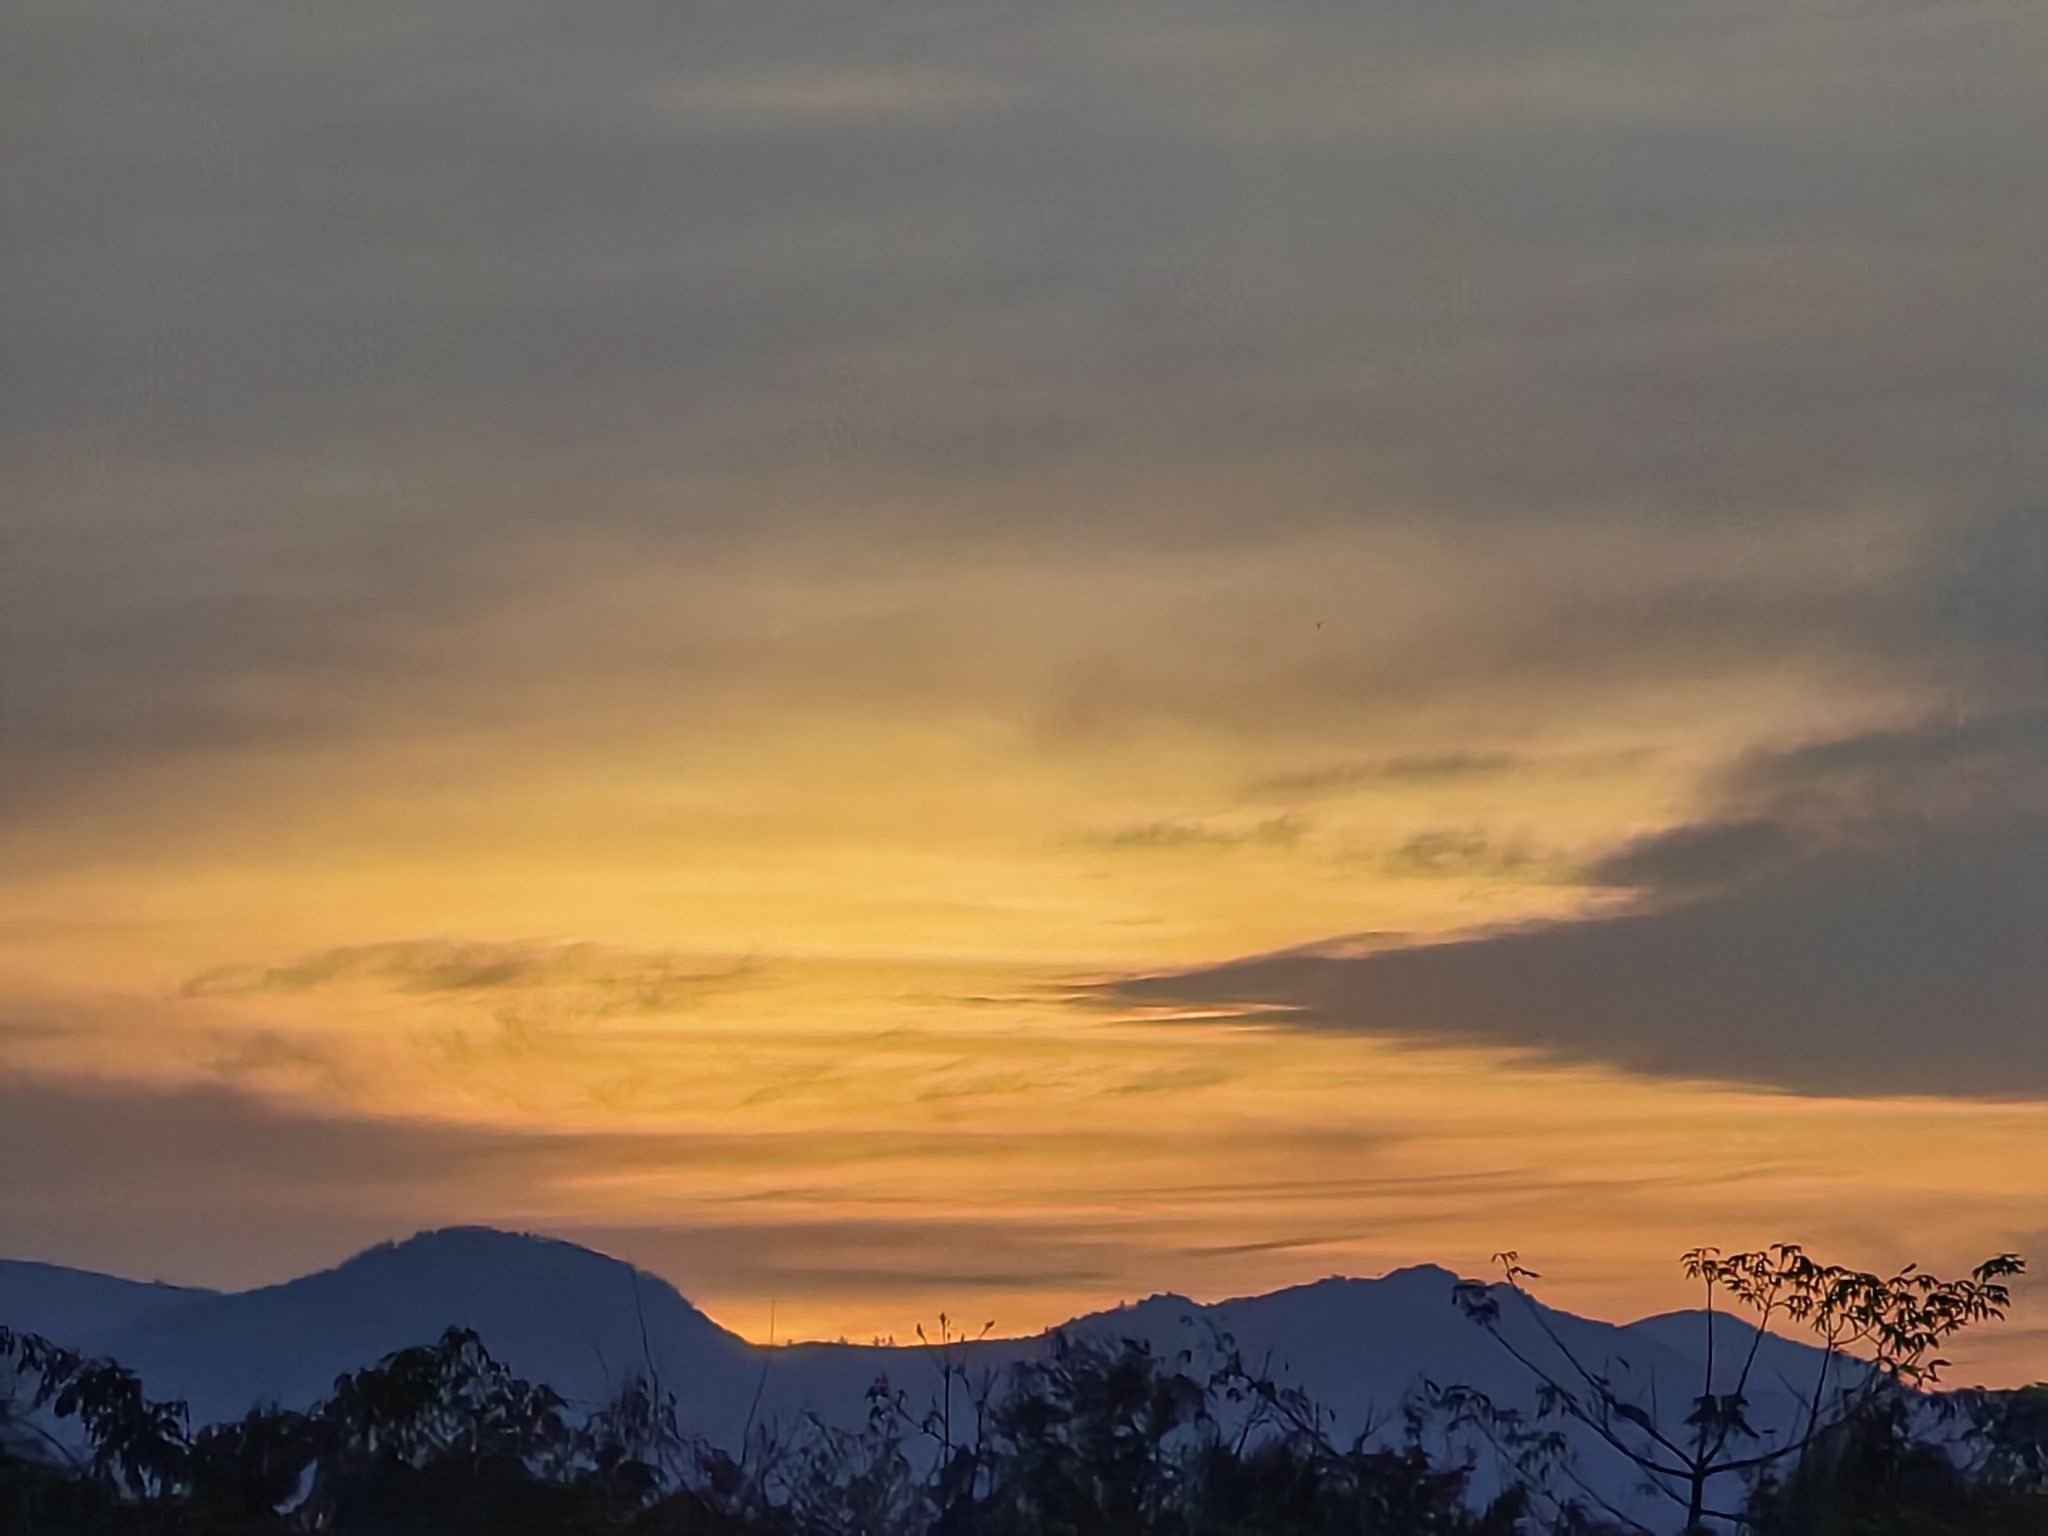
[4,0,2047,1380]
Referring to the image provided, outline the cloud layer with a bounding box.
[5,0,2045,840]
[1121,710,2048,1096]
[4,0,2046,1377]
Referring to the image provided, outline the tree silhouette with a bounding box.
[1447,1246,2023,1533]
[3,1251,2042,1535]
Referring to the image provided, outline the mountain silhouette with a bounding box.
[3,1228,1859,1526]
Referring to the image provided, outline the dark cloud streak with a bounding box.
[1119,711,2048,1097]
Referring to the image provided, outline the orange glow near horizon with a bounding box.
[8,0,2048,1405]
[4,514,2043,1384]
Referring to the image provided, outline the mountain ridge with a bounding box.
[5,1237,1489,1353]
[0,1257,218,1347]
[1,1226,1860,1527]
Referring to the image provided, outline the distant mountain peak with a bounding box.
[1216,1263,1473,1309]
[300,1227,733,1340]
[1379,1262,1467,1285]
[1294,1263,1471,1293]
[341,1225,616,1269]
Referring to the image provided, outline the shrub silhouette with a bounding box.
[1444,1246,2028,1534]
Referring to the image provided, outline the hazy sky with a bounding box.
[4,1,2047,1378]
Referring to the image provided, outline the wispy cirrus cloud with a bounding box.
[184,940,761,1015]
[1379,828,1541,881]
[1248,753,1527,800]
[1090,814,1307,851]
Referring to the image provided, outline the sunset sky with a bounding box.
[5,1,2047,1380]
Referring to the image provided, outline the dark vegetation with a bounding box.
[1447,1246,2034,1533]
[2,1248,2043,1535]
